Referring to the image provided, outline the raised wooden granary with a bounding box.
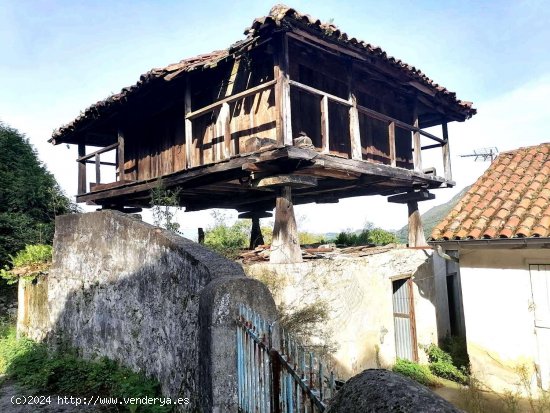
[51,5,475,262]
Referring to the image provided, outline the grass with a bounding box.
[0,244,53,284]
[392,359,440,387]
[0,317,171,412]
[425,343,468,385]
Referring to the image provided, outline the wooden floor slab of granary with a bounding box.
[78,144,450,213]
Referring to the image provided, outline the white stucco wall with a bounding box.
[458,247,550,393]
[243,248,444,379]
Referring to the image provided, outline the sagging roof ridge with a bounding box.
[51,3,476,144]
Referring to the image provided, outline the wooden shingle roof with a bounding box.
[431,143,550,241]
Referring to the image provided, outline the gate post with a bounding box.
[199,277,278,412]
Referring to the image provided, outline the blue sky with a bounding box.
[1,0,549,234]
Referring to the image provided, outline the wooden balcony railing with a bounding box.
[76,142,120,195]
[288,78,451,180]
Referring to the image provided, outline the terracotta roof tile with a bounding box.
[431,143,550,241]
[499,228,514,238]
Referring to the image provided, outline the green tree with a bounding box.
[204,211,249,258]
[334,222,397,246]
[0,123,77,266]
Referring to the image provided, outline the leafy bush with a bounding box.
[298,232,326,245]
[425,343,468,384]
[150,179,182,233]
[204,211,250,258]
[0,244,52,284]
[392,359,440,387]
[334,226,397,247]
[441,335,470,373]
[368,228,398,245]
[425,343,453,364]
[0,318,170,412]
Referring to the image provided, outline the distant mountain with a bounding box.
[395,186,471,243]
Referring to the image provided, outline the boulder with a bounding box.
[326,369,462,413]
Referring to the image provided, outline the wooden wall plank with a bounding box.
[274,33,293,145]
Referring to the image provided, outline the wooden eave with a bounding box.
[279,22,471,127]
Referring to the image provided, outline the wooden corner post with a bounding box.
[184,78,194,168]
[274,32,293,146]
[270,186,302,263]
[442,121,452,182]
[117,128,125,181]
[412,101,422,172]
[77,144,86,195]
[348,62,362,160]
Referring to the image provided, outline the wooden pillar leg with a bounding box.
[270,186,302,264]
[249,217,264,250]
[407,201,427,247]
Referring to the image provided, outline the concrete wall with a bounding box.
[243,248,444,378]
[17,211,277,412]
[457,247,550,394]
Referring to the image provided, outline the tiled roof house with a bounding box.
[429,142,550,395]
[431,142,550,241]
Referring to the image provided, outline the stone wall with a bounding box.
[17,211,277,412]
[243,248,446,378]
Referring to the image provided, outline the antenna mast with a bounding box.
[460,147,499,162]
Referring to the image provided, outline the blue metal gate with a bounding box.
[236,305,339,413]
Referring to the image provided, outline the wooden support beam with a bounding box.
[320,95,329,153]
[388,121,396,167]
[76,142,119,162]
[387,190,435,204]
[185,79,276,121]
[412,103,422,172]
[184,80,194,168]
[442,122,452,181]
[95,153,101,184]
[249,216,264,249]
[78,144,86,195]
[117,129,125,180]
[271,186,302,263]
[238,211,273,219]
[253,175,317,189]
[274,33,293,146]
[407,200,427,247]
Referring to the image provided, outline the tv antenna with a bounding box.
[460,147,499,162]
